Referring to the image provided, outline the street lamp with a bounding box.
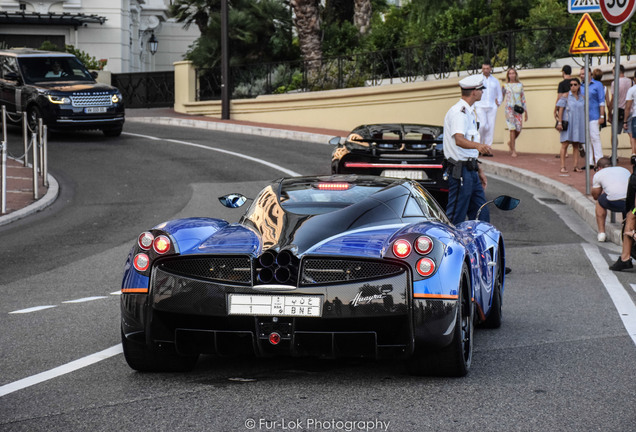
[148,33,158,55]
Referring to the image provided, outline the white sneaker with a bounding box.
[597,232,606,242]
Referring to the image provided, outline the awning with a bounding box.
[0,12,106,27]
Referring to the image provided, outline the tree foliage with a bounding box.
[172,0,600,70]
[171,0,297,69]
[39,41,107,70]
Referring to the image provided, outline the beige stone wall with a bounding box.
[173,61,634,156]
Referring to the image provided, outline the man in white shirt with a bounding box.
[443,75,492,225]
[45,61,63,78]
[474,62,502,156]
[592,157,630,242]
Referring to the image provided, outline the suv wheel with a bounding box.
[27,105,42,133]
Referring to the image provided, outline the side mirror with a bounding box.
[493,195,520,211]
[91,71,99,79]
[328,136,341,146]
[475,195,520,220]
[218,193,248,208]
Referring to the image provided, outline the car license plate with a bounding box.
[228,294,322,317]
[381,170,427,180]
[84,107,107,114]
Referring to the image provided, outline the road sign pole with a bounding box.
[611,25,621,167]
[585,54,591,195]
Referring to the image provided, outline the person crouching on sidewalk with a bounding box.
[592,157,630,242]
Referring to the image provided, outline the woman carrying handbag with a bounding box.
[556,78,585,173]
[502,68,528,157]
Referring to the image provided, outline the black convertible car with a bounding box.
[330,124,447,208]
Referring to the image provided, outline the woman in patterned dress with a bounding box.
[501,68,528,157]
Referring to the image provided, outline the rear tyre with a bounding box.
[121,328,198,372]
[407,264,473,377]
[482,251,503,328]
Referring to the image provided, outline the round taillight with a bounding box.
[269,332,281,345]
[133,253,150,272]
[393,239,412,258]
[416,258,436,277]
[138,232,154,250]
[153,235,171,254]
[415,236,434,255]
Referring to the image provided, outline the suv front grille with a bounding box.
[71,95,113,107]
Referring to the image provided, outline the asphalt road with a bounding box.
[0,121,634,432]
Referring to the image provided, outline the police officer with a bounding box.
[443,75,492,225]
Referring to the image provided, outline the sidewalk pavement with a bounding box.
[1,107,632,246]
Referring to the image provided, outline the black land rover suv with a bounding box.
[0,49,125,136]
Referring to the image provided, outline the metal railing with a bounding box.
[112,71,175,108]
[197,25,635,101]
[0,106,48,215]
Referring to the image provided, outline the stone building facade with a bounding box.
[0,0,199,72]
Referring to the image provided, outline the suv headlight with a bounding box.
[112,93,121,103]
[47,95,71,105]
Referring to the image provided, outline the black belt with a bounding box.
[445,158,480,179]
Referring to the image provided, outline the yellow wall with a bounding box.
[173,61,634,156]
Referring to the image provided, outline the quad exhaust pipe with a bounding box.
[256,249,298,284]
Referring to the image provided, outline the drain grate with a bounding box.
[537,197,565,205]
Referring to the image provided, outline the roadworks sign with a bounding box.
[569,13,610,54]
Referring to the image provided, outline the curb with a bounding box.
[0,171,59,227]
[126,116,337,145]
[481,159,622,245]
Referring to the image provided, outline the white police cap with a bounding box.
[459,75,486,90]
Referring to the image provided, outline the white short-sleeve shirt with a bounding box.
[626,85,636,117]
[443,98,480,162]
[592,166,630,201]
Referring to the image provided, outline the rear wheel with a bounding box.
[121,328,198,372]
[407,264,473,376]
[482,251,503,328]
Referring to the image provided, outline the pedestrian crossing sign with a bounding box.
[569,0,600,13]
[569,13,609,54]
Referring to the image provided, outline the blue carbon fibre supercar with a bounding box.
[120,175,516,376]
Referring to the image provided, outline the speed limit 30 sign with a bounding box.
[600,0,636,25]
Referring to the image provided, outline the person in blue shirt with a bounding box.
[579,67,607,168]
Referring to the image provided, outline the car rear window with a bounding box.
[279,180,385,215]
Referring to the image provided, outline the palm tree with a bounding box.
[170,0,296,68]
[353,0,372,34]
[290,0,322,76]
[170,0,218,34]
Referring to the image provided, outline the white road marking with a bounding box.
[123,132,302,177]
[582,243,636,346]
[2,132,305,397]
[631,284,636,293]
[62,296,108,303]
[0,345,123,398]
[9,305,56,314]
